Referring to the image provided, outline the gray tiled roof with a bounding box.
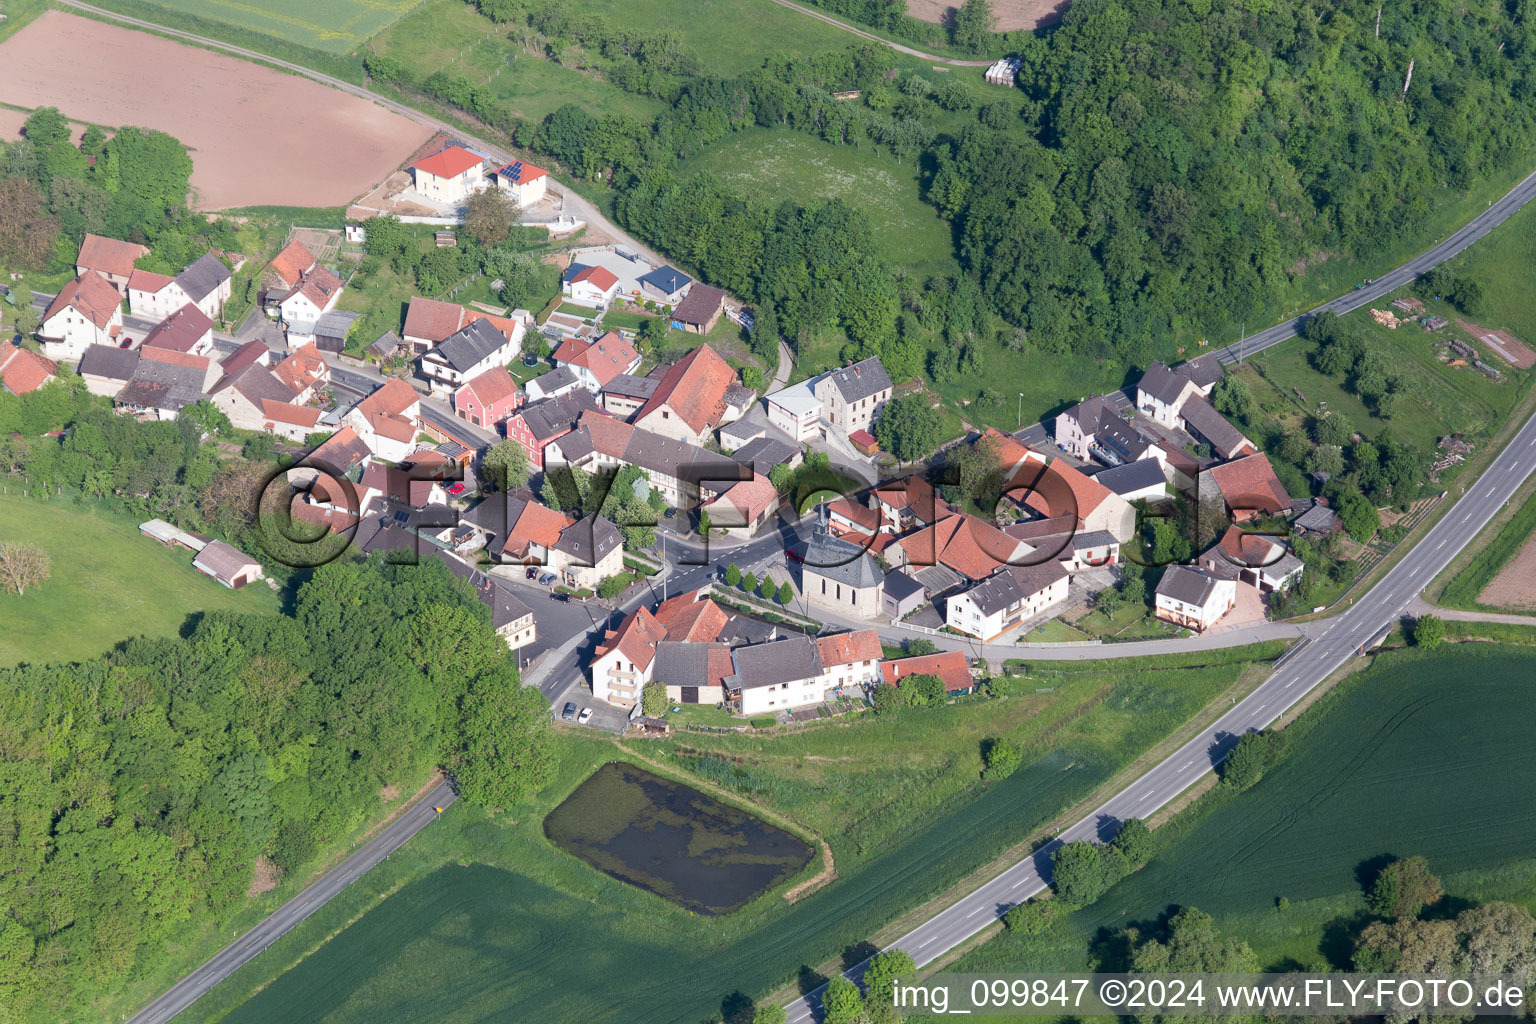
[803,528,883,590]
[1089,459,1166,496]
[731,635,821,690]
[519,389,598,440]
[638,266,691,295]
[174,252,231,303]
[315,309,363,340]
[730,436,798,472]
[368,331,402,358]
[652,640,727,685]
[883,568,924,601]
[602,372,659,400]
[823,357,892,403]
[1137,361,1192,406]
[528,365,578,395]
[433,319,509,373]
[78,344,140,381]
[117,360,205,411]
[441,553,534,629]
[553,512,622,565]
[1179,395,1251,458]
[1060,394,1118,435]
[1157,564,1221,606]
[1178,353,1225,389]
[961,562,1067,615]
[1097,410,1152,461]
[227,364,296,406]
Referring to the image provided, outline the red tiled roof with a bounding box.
[291,266,342,309]
[849,428,878,447]
[309,426,371,474]
[45,272,121,330]
[569,265,618,291]
[127,268,175,294]
[498,160,547,185]
[635,344,736,436]
[1217,525,1284,566]
[403,296,466,343]
[459,366,520,409]
[269,241,317,288]
[596,606,667,672]
[139,347,211,373]
[505,500,575,556]
[895,512,1021,581]
[274,343,328,394]
[262,400,322,427]
[371,412,416,443]
[141,303,214,354]
[77,234,148,279]
[653,591,729,643]
[356,378,420,420]
[218,340,269,380]
[815,629,882,668]
[0,347,57,395]
[881,650,972,694]
[553,330,638,388]
[462,309,521,340]
[411,144,483,180]
[1206,453,1292,516]
[710,472,777,522]
[827,498,880,533]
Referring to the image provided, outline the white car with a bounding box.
[577,707,593,724]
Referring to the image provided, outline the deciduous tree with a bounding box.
[0,543,51,595]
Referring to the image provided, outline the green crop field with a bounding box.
[0,491,278,665]
[683,129,958,277]
[183,650,1280,1024]
[950,645,1536,1012]
[113,0,427,53]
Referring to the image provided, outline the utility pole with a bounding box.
[1017,392,1024,429]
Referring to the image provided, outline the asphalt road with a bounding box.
[782,410,1536,1022]
[124,780,459,1024]
[1214,166,1536,364]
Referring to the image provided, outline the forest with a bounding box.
[0,556,551,1021]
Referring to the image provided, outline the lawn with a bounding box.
[1072,603,1176,641]
[599,308,654,332]
[183,649,1281,1024]
[683,129,957,276]
[0,491,278,665]
[370,0,669,123]
[950,644,1536,1010]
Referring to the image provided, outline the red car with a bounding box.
[447,481,466,495]
[787,549,804,563]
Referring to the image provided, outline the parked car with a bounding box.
[550,592,569,603]
[787,548,805,562]
[561,701,577,721]
[447,481,466,495]
[577,707,593,724]
[663,507,678,519]
[539,573,556,585]
[526,567,538,580]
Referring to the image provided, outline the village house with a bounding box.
[358,452,453,510]
[670,283,727,334]
[210,363,299,433]
[0,346,57,396]
[764,380,824,442]
[872,476,954,534]
[114,358,206,421]
[562,264,620,308]
[653,642,734,707]
[599,372,660,419]
[273,343,329,403]
[546,411,742,511]
[1198,452,1293,523]
[633,344,751,445]
[987,430,1138,543]
[493,158,548,206]
[1178,352,1225,396]
[76,234,148,296]
[264,241,344,344]
[524,365,583,403]
[729,436,801,477]
[464,491,623,589]
[419,317,523,394]
[454,366,522,429]
[192,540,264,589]
[260,401,324,442]
[299,426,373,485]
[723,629,881,716]
[652,589,730,643]
[1179,394,1256,460]
[945,562,1070,641]
[1197,526,1304,594]
[552,331,640,393]
[77,345,140,398]
[801,526,885,618]
[141,304,215,358]
[591,606,668,707]
[1087,459,1169,503]
[1154,565,1236,631]
[343,378,422,462]
[1055,395,1161,466]
[881,650,975,696]
[400,296,522,358]
[701,471,778,531]
[38,272,123,361]
[637,266,692,306]
[441,554,537,652]
[506,389,600,469]
[131,252,233,322]
[881,569,926,619]
[409,144,487,204]
[812,356,893,439]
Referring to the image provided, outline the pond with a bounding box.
[544,761,813,916]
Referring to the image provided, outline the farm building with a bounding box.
[193,540,265,589]
[984,57,1021,86]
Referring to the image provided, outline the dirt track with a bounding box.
[0,11,431,210]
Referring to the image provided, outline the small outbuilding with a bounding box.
[193,540,265,589]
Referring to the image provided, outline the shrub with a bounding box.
[1220,731,1273,790]
[1003,900,1055,935]
[1111,818,1153,866]
[1411,614,1446,650]
[983,737,1022,780]
[641,681,667,717]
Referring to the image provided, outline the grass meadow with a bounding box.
[179,648,1283,1024]
[0,491,278,665]
[683,129,958,277]
[369,0,669,123]
[98,0,425,54]
[941,644,1536,1023]
[1436,484,1536,611]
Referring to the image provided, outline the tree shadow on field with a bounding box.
[1422,894,1477,921]
[1319,910,1375,969]
[720,990,755,1024]
[798,964,829,996]
[1088,924,1138,973]
[1354,852,1398,896]
[842,940,878,972]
